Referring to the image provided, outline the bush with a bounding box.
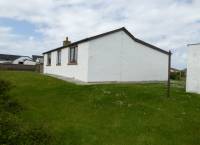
[0,79,12,97]
[0,80,22,114]
[22,125,55,145]
[0,79,56,145]
[170,72,181,80]
[1,98,23,114]
[0,112,22,145]
[0,114,54,145]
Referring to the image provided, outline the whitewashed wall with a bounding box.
[23,60,36,65]
[186,44,200,94]
[87,31,168,82]
[43,42,89,82]
[12,56,32,64]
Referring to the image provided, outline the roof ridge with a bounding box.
[43,27,170,55]
[187,43,200,46]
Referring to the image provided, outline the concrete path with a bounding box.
[46,74,88,85]
[45,74,166,85]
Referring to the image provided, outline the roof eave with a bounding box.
[43,27,125,54]
[122,28,170,55]
[43,27,170,56]
[187,43,200,46]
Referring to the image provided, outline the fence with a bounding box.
[0,64,43,73]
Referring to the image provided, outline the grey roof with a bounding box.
[0,54,32,61]
[43,27,170,55]
[171,68,181,71]
[0,54,21,61]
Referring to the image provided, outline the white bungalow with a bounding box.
[43,27,170,83]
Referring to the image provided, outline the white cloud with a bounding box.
[0,0,200,68]
[0,26,48,56]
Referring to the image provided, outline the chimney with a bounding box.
[63,37,71,46]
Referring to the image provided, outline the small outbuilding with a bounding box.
[43,27,170,83]
[186,43,200,94]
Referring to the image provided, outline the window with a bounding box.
[68,46,78,64]
[47,53,51,66]
[57,50,61,65]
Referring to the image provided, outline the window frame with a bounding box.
[56,50,61,66]
[68,46,78,65]
[46,53,51,66]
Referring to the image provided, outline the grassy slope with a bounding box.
[0,71,200,145]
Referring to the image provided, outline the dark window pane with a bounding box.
[69,46,78,64]
[57,50,61,65]
[47,53,51,65]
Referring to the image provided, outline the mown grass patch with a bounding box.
[0,71,200,145]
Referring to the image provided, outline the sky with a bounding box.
[0,0,200,69]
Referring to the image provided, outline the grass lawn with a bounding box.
[0,71,200,145]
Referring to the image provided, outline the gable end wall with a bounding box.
[87,31,168,82]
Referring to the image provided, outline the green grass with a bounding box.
[1,71,200,145]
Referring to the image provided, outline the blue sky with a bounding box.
[0,0,200,69]
[0,18,41,38]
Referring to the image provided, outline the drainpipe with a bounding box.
[167,50,172,98]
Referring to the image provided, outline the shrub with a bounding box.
[0,112,22,145]
[0,114,55,145]
[170,72,181,80]
[22,125,55,145]
[0,79,12,97]
[0,79,22,114]
[0,79,55,145]
[1,98,23,114]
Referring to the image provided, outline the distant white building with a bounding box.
[12,56,36,65]
[0,54,36,65]
[186,43,200,94]
[43,27,170,83]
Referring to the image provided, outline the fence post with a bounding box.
[167,50,172,98]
